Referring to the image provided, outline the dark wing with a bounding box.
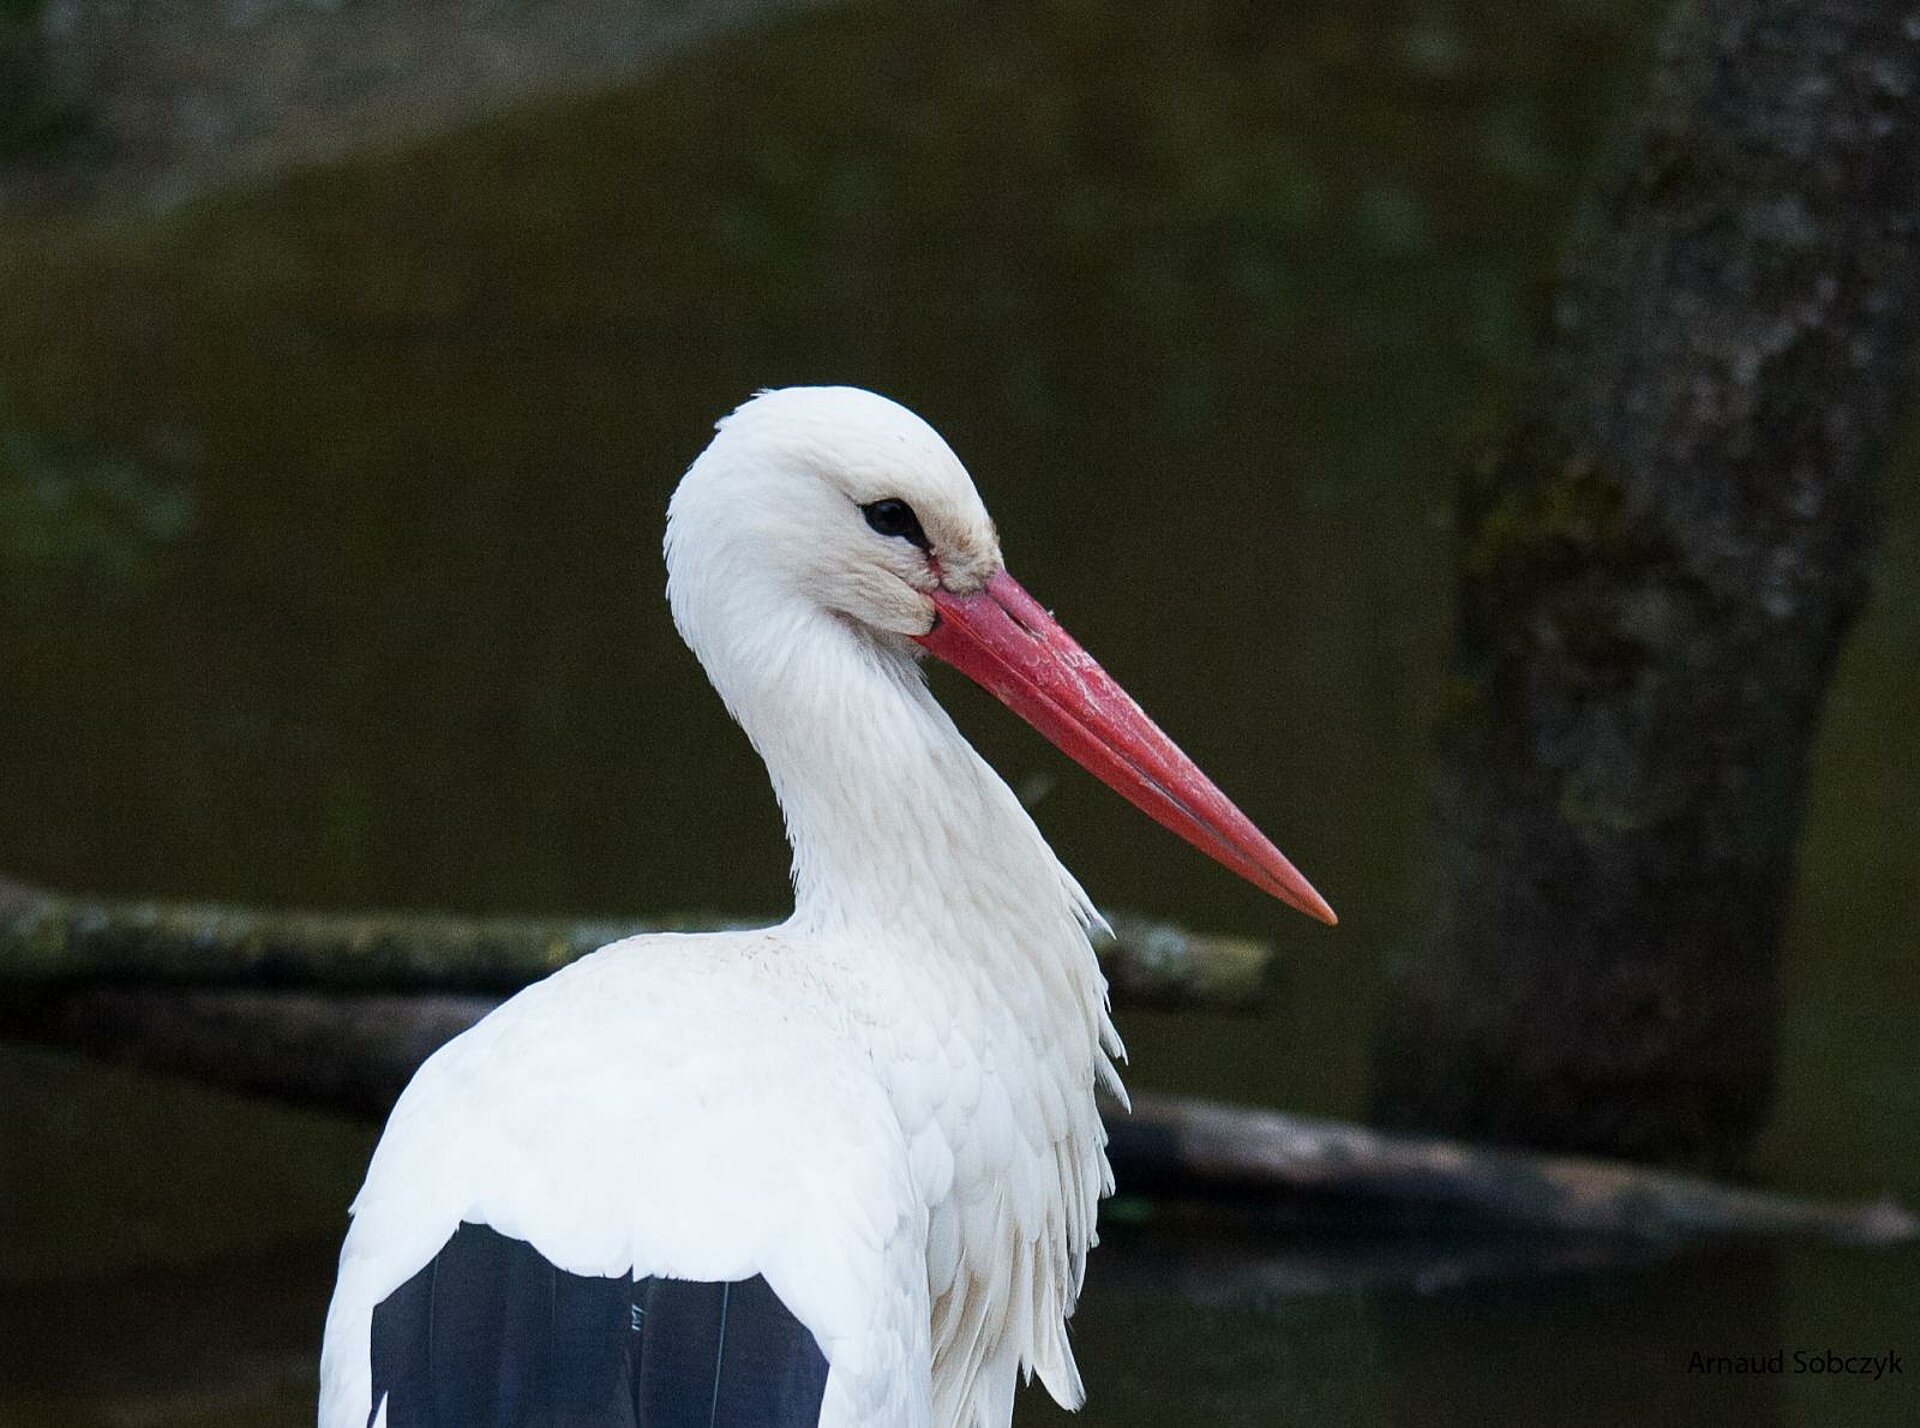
[368,1222,830,1428]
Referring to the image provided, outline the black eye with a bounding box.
[860,498,931,551]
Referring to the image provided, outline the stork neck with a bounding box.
[716,604,1064,940]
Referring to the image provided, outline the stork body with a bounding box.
[320,388,1330,1428]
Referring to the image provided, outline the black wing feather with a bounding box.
[367,1222,829,1428]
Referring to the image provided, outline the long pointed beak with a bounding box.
[915,570,1336,925]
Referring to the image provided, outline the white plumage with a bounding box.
[319,386,1330,1428]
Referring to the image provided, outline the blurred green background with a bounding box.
[1,1,1914,1424]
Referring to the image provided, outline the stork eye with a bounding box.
[861,498,931,551]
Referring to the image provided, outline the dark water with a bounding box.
[2,1,1916,1423]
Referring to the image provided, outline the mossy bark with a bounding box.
[0,876,1275,1011]
[1372,0,1920,1169]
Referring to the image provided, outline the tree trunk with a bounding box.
[1373,0,1920,1170]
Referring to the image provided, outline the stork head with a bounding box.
[668,385,1001,644]
[666,386,1335,925]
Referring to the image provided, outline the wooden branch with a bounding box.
[3,985,496,1118]
[0,876,1272,1011]
[3,982,1908,1247]
[1114,1092,1916,1246]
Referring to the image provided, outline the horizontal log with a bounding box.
[4,985,493,1118]
[0,876,1272,1011]
[3,982,1909,1247]
[1112,1092,1917,1246]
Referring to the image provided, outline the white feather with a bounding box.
[320,388,1122,1428]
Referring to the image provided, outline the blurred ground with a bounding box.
[6,0,828,217]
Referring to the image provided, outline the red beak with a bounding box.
[915,570,1336,925]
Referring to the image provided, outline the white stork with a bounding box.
[319,386,1334,1428]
